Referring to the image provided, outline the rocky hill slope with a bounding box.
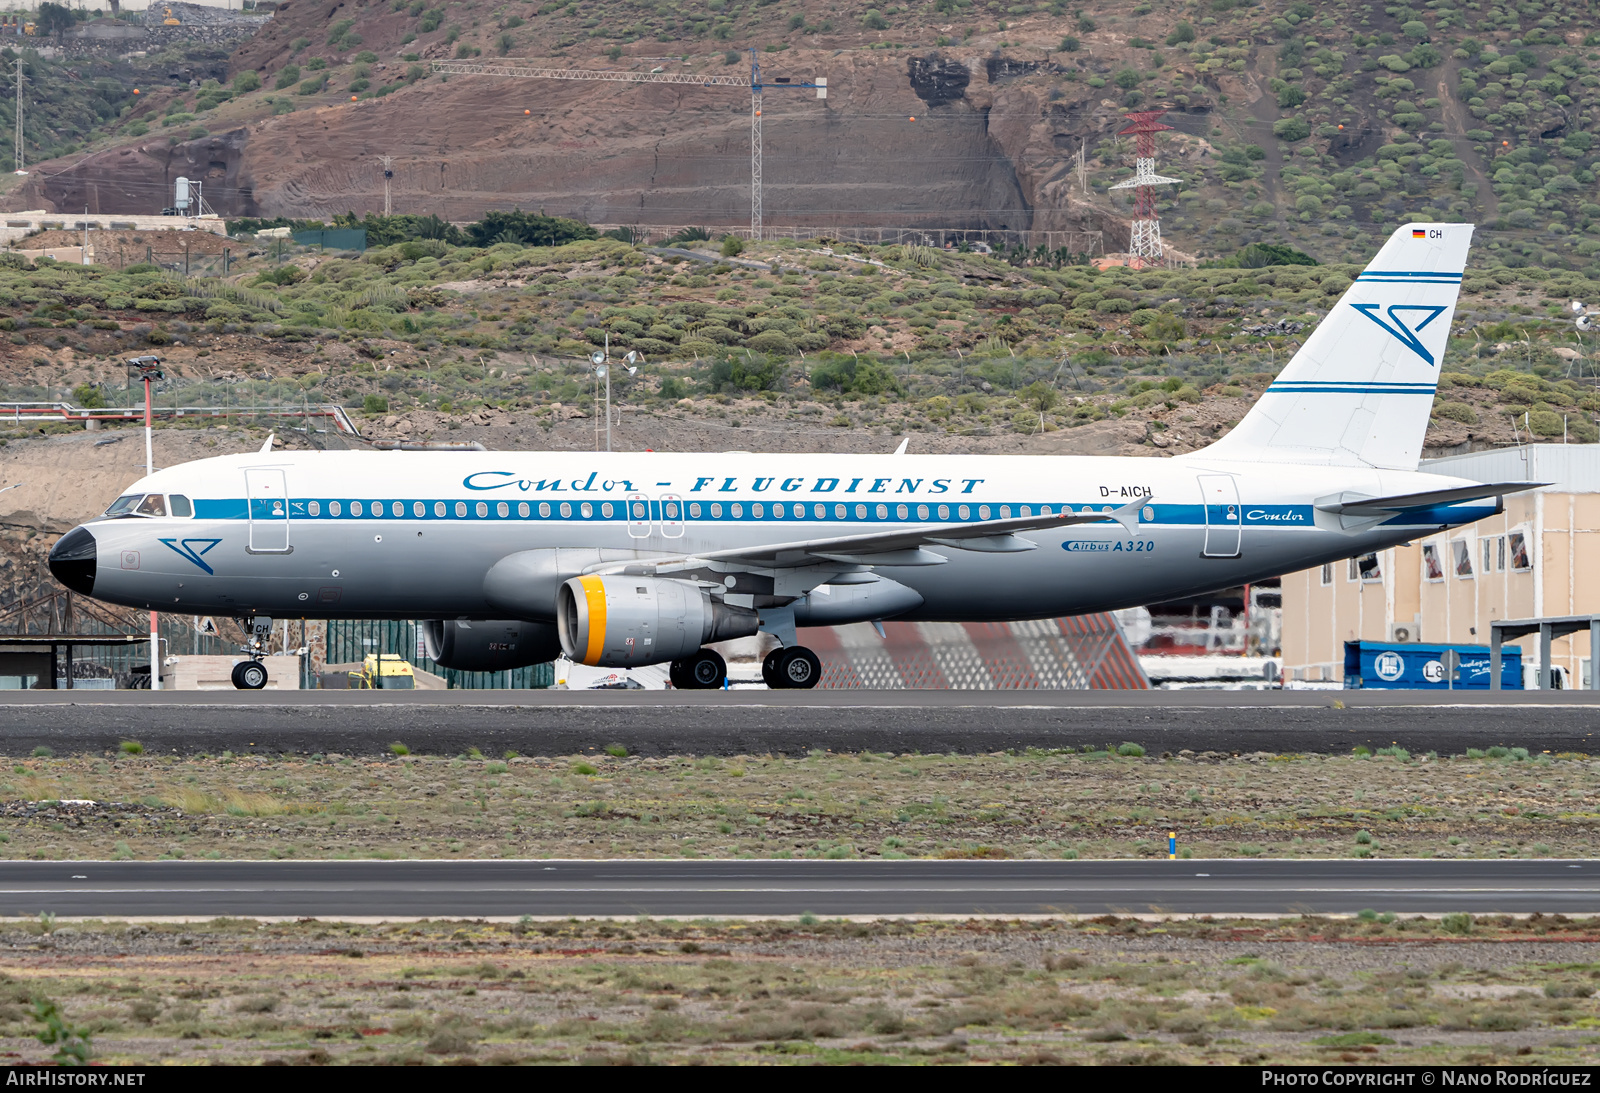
[6,0,1599,272]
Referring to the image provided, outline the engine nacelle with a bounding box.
[556,575,758,667]
[422,619,563,673]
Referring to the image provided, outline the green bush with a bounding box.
[273,65,301,90]
[363,394,389,415]
[1435,401,1478,424]
[1272,117,1311,141]
[233,70,262,93]
[720,235,745,258]
[810,356,898,396]
[710,353,785,392]
[296,75,328,96]
[1116,742,1145,757]
[1441,912,1474,935]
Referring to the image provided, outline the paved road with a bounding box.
[1,860,1595,918]
[0,690,1597,756]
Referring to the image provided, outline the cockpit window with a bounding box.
[135,494,167,517]
[169,494,193,518]
[104,494,142,516]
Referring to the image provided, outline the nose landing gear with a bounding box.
[231,660,268,690]
[231,615,273,690]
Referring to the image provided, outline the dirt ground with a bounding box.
[1,915,1599,1065]
[1,748,1594,862]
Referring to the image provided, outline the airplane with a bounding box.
[49,222,1534,690]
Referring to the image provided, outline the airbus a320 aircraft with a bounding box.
[50,223,1531,690]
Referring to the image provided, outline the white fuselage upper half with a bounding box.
[58,448,1493,624]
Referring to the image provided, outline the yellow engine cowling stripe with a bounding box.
[579,575,607,665]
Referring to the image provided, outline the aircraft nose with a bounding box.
[48,526,96,596]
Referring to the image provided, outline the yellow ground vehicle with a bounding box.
[162,8,181,25]
[349,653,415,689]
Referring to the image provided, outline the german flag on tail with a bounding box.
[1412,228,1428,238]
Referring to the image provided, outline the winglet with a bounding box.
[259,433,275,454]
[892,437,910,456]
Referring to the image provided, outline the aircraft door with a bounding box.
[1197,473,1241,558]
[245,468,291,553]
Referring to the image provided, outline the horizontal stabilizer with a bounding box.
[1316,481,1547,516]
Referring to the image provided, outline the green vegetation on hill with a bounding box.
[1,227,1597,444]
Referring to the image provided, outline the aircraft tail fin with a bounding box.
[1200,222,1473,470]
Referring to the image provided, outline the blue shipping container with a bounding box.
[1343,640,1522,690]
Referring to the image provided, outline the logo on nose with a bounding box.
[159,537,222,575]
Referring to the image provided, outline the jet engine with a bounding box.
[421,619,563,672]
[556,575,758,667]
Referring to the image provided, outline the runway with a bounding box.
[2,859,1597,918]
[0,689,1597,756]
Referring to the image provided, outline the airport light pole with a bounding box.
[589,338,639,453]
[128,355,163,690]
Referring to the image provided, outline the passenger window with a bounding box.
[169,494,193,518]
[104,494,142,516]
[135,494,167,517]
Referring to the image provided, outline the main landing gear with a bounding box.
[231,615,273,690]
[762,646,822,690]
[668,645,823,690]
[669,648,727,690]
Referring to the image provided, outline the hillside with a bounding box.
[4,0,1599,273]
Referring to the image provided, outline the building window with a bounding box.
[1357,553,1382,582]
[1497,536,1507,571]
[1320,563,1333,586]
[1347,556,1359,582]
[1481,538,1492,573]
[1509,531,1531,571]
[1422,542,1444,581]
[1453,539,1474,578]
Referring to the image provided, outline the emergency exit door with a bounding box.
[1197,474,1241,558]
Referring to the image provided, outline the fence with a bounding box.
[0,590,235,686]
[324,619,554,690]
[607,224,1107,253]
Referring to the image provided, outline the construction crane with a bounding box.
[430,50,826,241]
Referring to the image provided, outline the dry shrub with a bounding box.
[426,1026,476,1055]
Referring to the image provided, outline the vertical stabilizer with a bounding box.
[1201,222,1473,470]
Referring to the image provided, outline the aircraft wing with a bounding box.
[600,497,1147,573]
[1316,481,1547,516]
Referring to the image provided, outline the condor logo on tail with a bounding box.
[1351,303,1449,366]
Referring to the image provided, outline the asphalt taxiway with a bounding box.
[0,859,1595,918]
[0,689,1596,756]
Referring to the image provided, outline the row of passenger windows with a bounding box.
[296,500,1085,521]
[107,494,1116,523]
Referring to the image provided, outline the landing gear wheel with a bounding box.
[761,649,781,689]
[231,660,268,690]
[773,646,822,690]
[672,649,727,690]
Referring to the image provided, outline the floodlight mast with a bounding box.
[126,354,165,690]
[430,55,825,242]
